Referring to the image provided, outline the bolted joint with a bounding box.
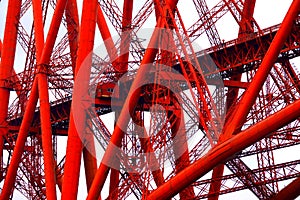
[36,63,50,75]
[0,79,14,90]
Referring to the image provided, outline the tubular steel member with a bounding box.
[0,0,21,163]
[61,0,98,199]
[0,79,39,200]
[33,0,57,199]
[148,98,300,200]
[170,111,196,199]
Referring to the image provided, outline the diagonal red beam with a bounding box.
[0,78,39,200]
[62,0,98,199]
[223,0,300,137]
[271,176,300,200]
[96,3,120,71]
[148,98,300,200]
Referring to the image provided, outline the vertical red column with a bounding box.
[62,0,98,199]
[0,0,21,162]
[33,0,57,199]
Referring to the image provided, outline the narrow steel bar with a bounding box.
[83,119,97,191]
[118,0,133,72]
[65,0,79,72]
[38,74,57,200]
[96,4,119,68]
[223,0,300,137]
[83,147,97,191]
[148,98,300,200]
[62,0,98,199]
[32,0,44,60]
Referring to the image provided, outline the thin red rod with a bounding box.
[83,118,97,191]
[32,0,44,60]
[96,4,119,69]
[62,0,98,199]
[83,146,97,190]
[118,0,133,73]
[171,112,195,199]
[38,75,57,200]
[223,0,300,137]
[65,0,79,72]
[148,98,300,200]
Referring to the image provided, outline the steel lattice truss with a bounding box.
[0,0,299,199]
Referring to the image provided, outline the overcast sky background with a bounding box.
[0,0,299,199]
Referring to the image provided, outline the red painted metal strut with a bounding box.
[62,0,98,199]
